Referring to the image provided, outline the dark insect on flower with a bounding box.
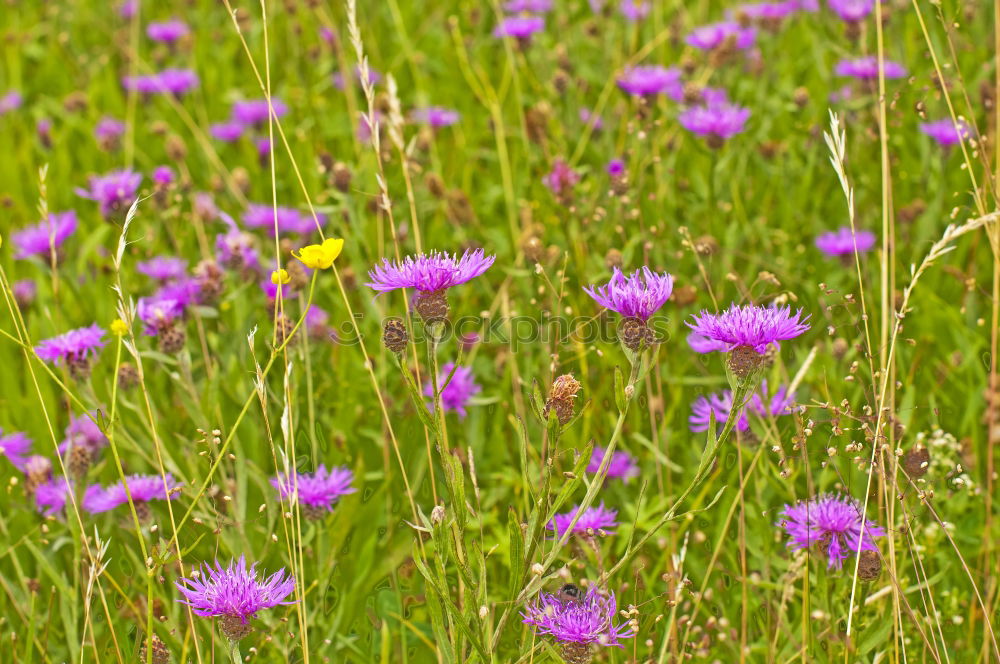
[556,583,583,604]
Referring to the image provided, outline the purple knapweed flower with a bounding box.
[411,106,460,128]
[580,108,604,130]
[689,390,750,433]
[834,57,907,80]
[35,324,107,376]
[919,118,970,148]
[12,210,77,260]
[687,303,810,355]
[425,363,481,417]
[119,0,137,19]
[210,121,245,142]
[617,65,684,99]
[332,65,382,90]
[0,431,32,470]
[137,296,185,335]
[367,249,495,295]
[152,166,175,188]
[124,69,199,96]
[549,503,619,537]
[686,21,756,51]
[35,477,71,516]
[147,19,189,43]
[779,493,885,568]
[815,227,876,257]
[243,203,322,236]
[606,159,626,177]
[621,0,651,21]
[0,90,22,115]
[679,102,750,147]
[231,99,288,127]
[749,382,799,419]
[522,585,634,652]
[94,117,125,145]
[583,267,674,322]
[76,169,142,217]
[83,473,182,513]
[58,412,108,456]
[13,279,37,308]
[587,446,639,483]
[157,278,202,310]
[687,333,729,354]
[542,159,580,201]
[271,465,355,517]
[175,556,296,641]
[138,256,187,282]
[504,0,553,11]
[828,0,873,22]
[493,15,545,39]
[305,305,329,338]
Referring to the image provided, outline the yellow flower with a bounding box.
[271,268,291,285]
[110,319,129,336]
[293,237,344,270]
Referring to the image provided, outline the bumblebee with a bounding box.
[556,583,583,604]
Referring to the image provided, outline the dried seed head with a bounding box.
[118,363,139,390]
[545,374,582,425]
[381,318,409,354]
[857,550,881,581]
[604,248,623,270]
[68,444,94,480]
[902,446,930,478]
[138,634,171,664]
[157,326,186,355]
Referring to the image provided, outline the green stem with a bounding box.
[228,641,242,664]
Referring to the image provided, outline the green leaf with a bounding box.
[614,366,626,413]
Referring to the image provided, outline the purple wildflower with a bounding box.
[579,108,604,130]
[152,166,175,187]
[119,0,137,19]
[83,473,182,513]
[834,57,907,80]
[542,159,580,201]
[367,249,495,294]
[147,19,189,43]
[125,69,200,96]
[815,227,876,257]
[919,118,970,148]
[687,333,729,354]
[11,210,77,260]
[0,431,32,470]
[94,116,125,145]
[35,477,71,516]
[271,465,355,516]
[175,556,296,640]
[59,413,108,456]
[305,305,329,338]
[617,65,684,100]
[779,493,885,568]
[35,324,107,371]
[357,111,383,142]
[76,169,142,217]
[732,1,802,21]
[689,390,750,433]
[411,106,460,128]
[606,159,626,177]
[522,586,634,650]
[548,503,619,537]
[231,99,288,127]
[137,296,185,335]
[587,446,639,483]
[13,279,37,308]
[505,0,553,11]
[0,90,22,115]
[332,65,382,90]
[828,0,873,22]
[157,278,203,310]
[216,229,260,273]
[138,256,187,282]
[687,303,810,355]
[679,102,751,147]
[209,121,245,142]
[493,16,545,39]
[243,203,323,236]
[749,382,799,419]
[425,363,480,417]
[583,267,674,321]
[686,21,756,51]
[621,0,651,21]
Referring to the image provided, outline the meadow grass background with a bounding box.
[0,0,998,662]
